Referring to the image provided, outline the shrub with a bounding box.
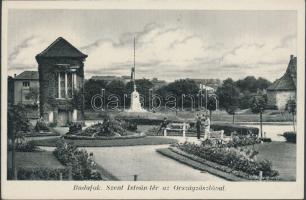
[17,167,68,180]
[283,132,296,143]
[15,140,39,152]
[210,123,259,136]
[53,139,103,180]
[68,122,83,134]
[177,142,278,178]
[34,119,50,132]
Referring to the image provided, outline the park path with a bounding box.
[86,145,226,181]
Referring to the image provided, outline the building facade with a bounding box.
[13,71,39,105]
[36,37,87,126]
[267,55,297,110]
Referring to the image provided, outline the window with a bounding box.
[55,72,74,98]
[23,81,30,87]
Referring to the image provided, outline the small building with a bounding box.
[36,37,88,126]
[13,71,39,105]
[267,55,297,110]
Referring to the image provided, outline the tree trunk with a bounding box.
[260,112,263,138]
[209,110,212,121]
[292,114,295,132]
[232,113,235,124]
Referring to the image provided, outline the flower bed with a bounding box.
[53,139,103,180]
[176,142,279,178]
[70,116,138,138]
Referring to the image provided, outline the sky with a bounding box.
[7,9,297,82]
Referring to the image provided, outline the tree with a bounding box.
[287,99,296,132]
[250,94,267,138]
[216,78,240,123]
[25,86,39,106]
[165,79,199,110]
[83,79,108,109]
[207,96,217,120]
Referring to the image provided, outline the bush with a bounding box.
[68,122,83,134]
[34,119,50,132]
[177,142,278,178]
[283,132,296,143]
[210,123,259,136]
[53,139,103,180]
[15,140,39,152]
[17,167,68,180]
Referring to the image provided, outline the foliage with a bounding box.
[250,94,267,114]
[17,167,69,180]
[84,79,108,109]
[14,140,39,152]
[34,119,50,132]
[68,122,83,134]
[210,123,259,136]
[235,76,271,93]
[53,139,103,180]
[25,86,39,105]
[216,78,240,119]
[283,132,296,143]
[177,142,278,177]
[79,115,135,137]
[286,99,296,114]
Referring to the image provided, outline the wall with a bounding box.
[14,80,39,105]
[276,90,296,110]
[37,57,85,125]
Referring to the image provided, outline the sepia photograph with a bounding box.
[1,0,304,199]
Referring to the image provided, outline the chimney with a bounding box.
[290,55,294,60]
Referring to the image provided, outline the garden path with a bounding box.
[86,145,226,181]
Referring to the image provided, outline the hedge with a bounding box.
[16,167,68,180]
[283,132,296,143]
[210,123,259,136]
[63,133,145,140]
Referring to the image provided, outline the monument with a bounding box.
[128,38,146,112]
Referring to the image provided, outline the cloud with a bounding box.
[8,23,296,82]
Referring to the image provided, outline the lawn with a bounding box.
[32,136,178,147]
[253,142,296,181]
[15,151,65,169]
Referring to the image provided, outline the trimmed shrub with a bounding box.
[210,123,259,136]
[283,132,296,143]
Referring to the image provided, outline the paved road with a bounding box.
[86,145,226,181]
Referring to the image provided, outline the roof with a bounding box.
[14,71,39,80]
[267,56,297,91]
[36,37,87,59]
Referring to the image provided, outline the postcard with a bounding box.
[1,0,304,199]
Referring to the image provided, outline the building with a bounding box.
[151,78,167,89]
[190,78,222,91]
[267,55,297,110]
[36,37,87,126]
[13,71,39,105]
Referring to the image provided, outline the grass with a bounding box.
[253,142,296,181]
[15,151,65,169]
[32,136,178,147]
